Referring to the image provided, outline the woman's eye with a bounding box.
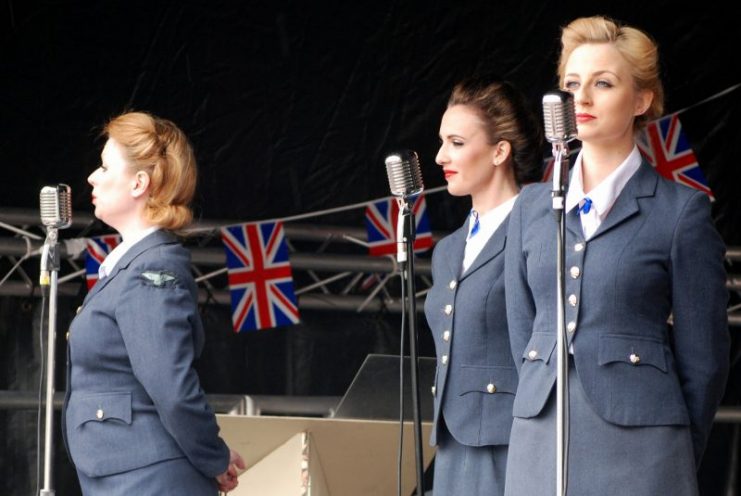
[564,81,579,90]
[596,80,613,88]
[452,140,464,147]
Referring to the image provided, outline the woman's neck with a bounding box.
[580,140,635,193]
[114,216,156,242]
[471,174,519,215]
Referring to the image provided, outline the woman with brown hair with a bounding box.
[425,76,542,494]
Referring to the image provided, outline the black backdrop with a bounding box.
[1,1,740,494]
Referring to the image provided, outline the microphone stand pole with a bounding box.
[551,144,570,496]
[398,197,425,496]
[39,227,60,496]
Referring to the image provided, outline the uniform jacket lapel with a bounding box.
[442,225,468,280]
[589,161,658,242]
[84,230,176,303]
[460,217,508,281]
[566,205,583,240]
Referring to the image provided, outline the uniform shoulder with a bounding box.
[519,181,551,199]
[128,235,192,281]
[652,171,709,208]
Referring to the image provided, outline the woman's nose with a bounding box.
[573,86,590,105]
[435,145,447,166]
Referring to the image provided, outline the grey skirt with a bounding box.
[505,362,698,496]
[433,419,508,496]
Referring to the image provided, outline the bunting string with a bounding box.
[75,81,741,332]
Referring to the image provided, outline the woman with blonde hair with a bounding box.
[504,16,728,495]
[62,111,245,494]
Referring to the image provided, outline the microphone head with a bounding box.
[385,150,424,198]
[39,184,72,229]
[542,90,578,144]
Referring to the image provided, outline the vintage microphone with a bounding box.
[542,90,577,496]
[38,184,72,496]
[384,150,425,496]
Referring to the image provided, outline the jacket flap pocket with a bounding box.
[598,334,667,372]
[459,365,518,395]
[69,392,132,428]
[521,331,556,364]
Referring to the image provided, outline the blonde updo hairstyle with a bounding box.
[558,16,664,130]
[103,111,196,231]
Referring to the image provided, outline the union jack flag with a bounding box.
[220,222,299,332]
[85,234,121,289]
[365,195,433,257]
[637,113,714,199]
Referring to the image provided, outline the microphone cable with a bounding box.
[396,266,406,496]
[35,289,48,496]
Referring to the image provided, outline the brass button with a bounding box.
[568,294,577,307]
[444,304,453,315]
[65,331,70,341]
[449,280,457,290]
[96,409,104,419]
[528,350,538,360]
[431,386,436,396]
[567,321,576,333]
[575,242,585,252]
[76,305,83,314]
[486,383,496,394]
[570,266,581,279]
[441,354,448,365]
[629,353,640,365]
[442,330,451,342]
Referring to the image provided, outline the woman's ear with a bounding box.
[492,140,512,166]
[634,89,654,117]
[131,170,151,198]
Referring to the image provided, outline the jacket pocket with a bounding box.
[458,365,518,396]
[68,391,132,429]
[598,334,668,372]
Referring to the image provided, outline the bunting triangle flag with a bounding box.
[365,195,433,257]
[637,113,714,199]
[221,221,300,332]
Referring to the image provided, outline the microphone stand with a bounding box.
[39,227,60,496]
[397,196,425,496]
[551,143,570,496]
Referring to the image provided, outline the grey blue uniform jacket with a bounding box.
[504,162,729,465]
[424,219,518,447]
[62,230,229,479]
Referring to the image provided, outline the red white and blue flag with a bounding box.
[541,157,555,182]
[220,221,299,332]
[365,195,433,257]
[84,234,121,289]
[637,113,714,199]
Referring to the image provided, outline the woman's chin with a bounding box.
[446,184,467,197]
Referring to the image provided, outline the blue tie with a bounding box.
[469,209,480,237]
[578,197,593,215]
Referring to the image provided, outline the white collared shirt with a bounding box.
[462,195,518,273]
[565,145,642,240]
[98,226,160,278]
